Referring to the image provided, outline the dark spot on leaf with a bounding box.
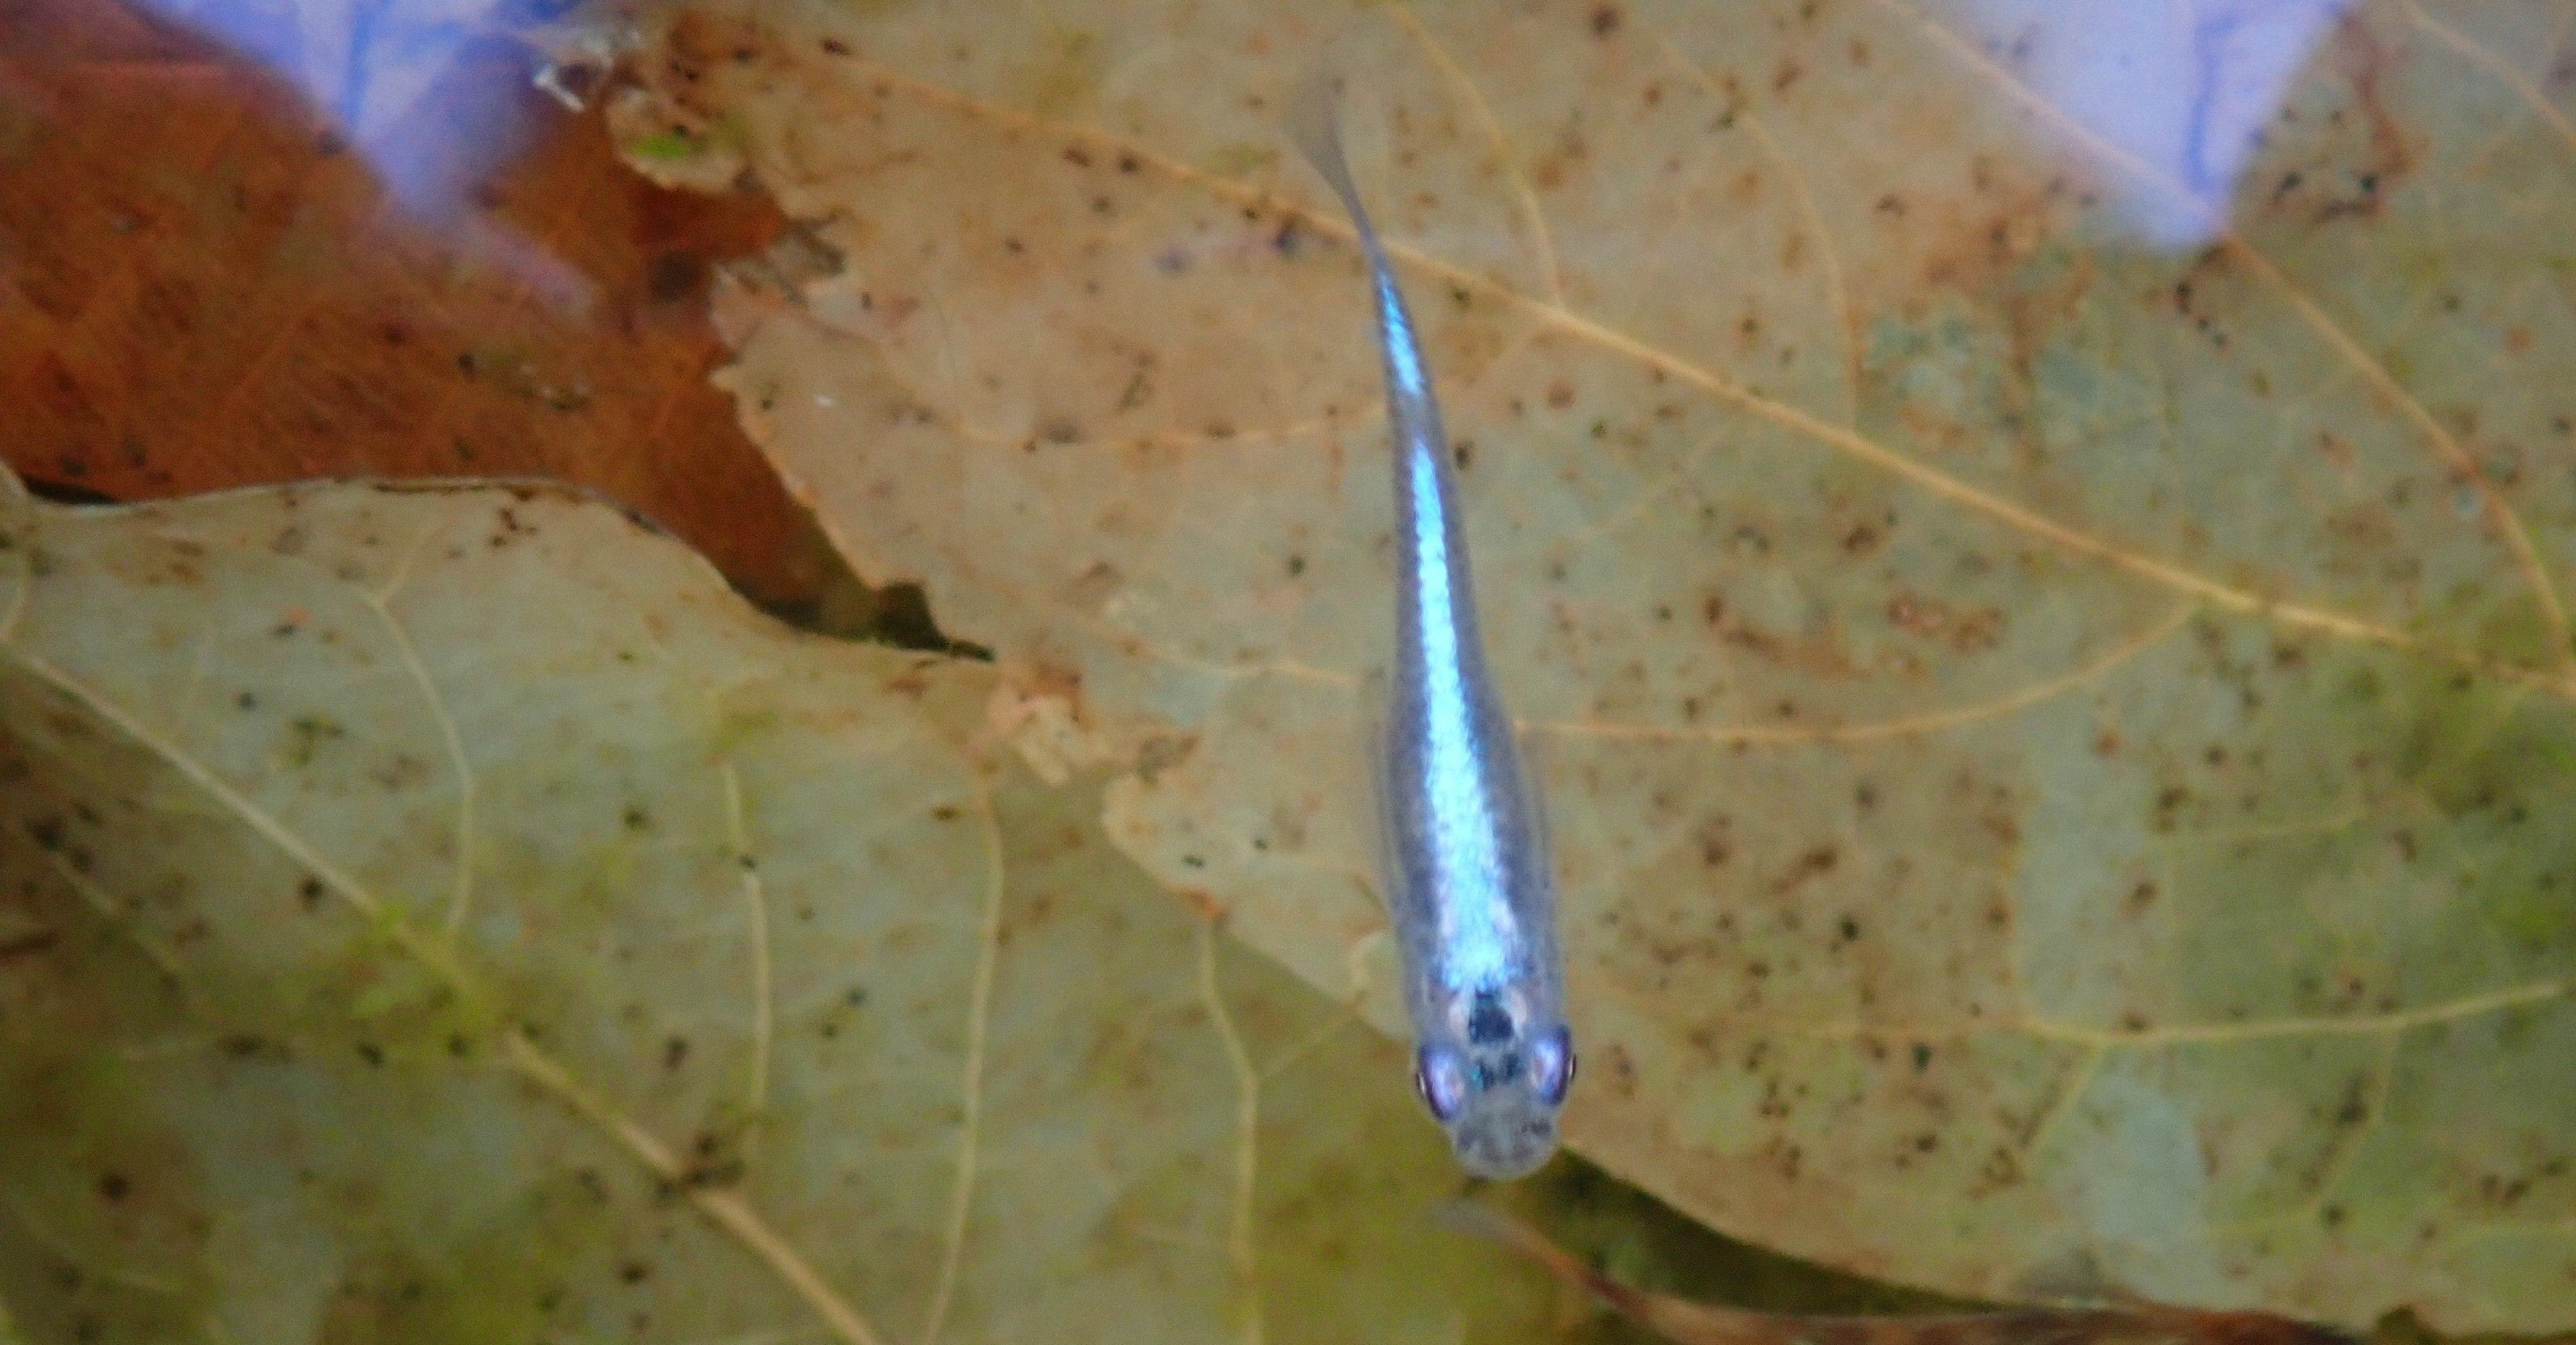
[648,251,704,303]
[1771,844,1837,893]
[284,715,345,767]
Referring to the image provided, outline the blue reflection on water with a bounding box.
[142,1,2359,263]
[134,0,597,307]
[1951,0,2355,248]
[134,0,542,217]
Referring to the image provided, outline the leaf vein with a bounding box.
[2,615,882,1345]
[1880,0,2575,672]
[913,783,1005,1345]
[828,58,2576,703]
[1389,3,1567,306]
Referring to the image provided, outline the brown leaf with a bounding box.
[0,0,826,611]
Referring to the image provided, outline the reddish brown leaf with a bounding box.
[0,0,829,611]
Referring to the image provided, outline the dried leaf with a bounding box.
[0,468,1570,1342]
[0,0,824,611]
[636,0,2576,1330]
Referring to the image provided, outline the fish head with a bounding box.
[1414,988,1575,1179]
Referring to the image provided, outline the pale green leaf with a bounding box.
[0,472,1570,1343]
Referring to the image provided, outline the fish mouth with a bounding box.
[1448,1105,1559,1180]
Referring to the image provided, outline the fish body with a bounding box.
[1295,96,1573,1180]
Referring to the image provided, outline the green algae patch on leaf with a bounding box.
[0,469,1572,1343]
[641,0,2576,1330]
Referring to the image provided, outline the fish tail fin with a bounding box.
[1285,67,1386,261]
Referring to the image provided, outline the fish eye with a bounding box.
[1529,1026,1575,1106]
[1414,1044,1471,1123]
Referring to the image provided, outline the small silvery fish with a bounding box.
[1293,88,1574,1179]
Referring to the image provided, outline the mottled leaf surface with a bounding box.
[635,0,2576,1329]
[0,468,1567,1343]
